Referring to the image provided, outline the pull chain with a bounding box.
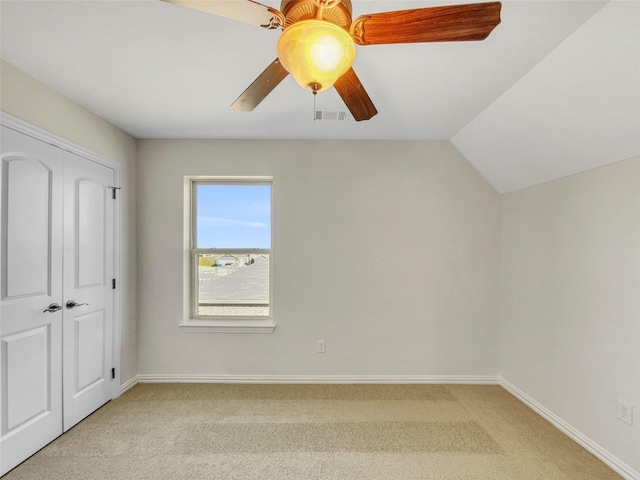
[313,91,317,121]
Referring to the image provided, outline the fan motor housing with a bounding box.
[280,0,353,29]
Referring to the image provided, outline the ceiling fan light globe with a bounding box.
[277,20,355,93]
[309,34,345,71]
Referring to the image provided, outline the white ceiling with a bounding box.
[1,0,638,192]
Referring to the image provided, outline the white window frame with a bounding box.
[179,177,275,333]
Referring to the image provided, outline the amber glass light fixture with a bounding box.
[277,20,356,93]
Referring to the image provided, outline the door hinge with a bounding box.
[111,368,116,379]
[109,186,121,199]
[112,278,116,289]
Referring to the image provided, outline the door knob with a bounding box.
[66,300,88,309]
[43,303,63,313]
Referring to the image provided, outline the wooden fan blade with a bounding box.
[334,68,378,122]
[351,2,501,45]
[232,58,289,112]
[162,0,284,29]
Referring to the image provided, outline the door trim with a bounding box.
[1,111,122,400]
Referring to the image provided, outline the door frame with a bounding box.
[1,111,122,400]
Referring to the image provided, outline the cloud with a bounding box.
[198,216,267,228]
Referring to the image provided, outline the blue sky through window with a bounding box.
[197,184,271,249]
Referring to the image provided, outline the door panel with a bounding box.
[62,151,114,432]
[0,126,64,476]
[3,155,52,299]
[77,178,106,288]
[74,309,106,393]
[3,326,51,431]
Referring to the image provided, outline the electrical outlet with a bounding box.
[317,340,326,353]
[617,400,633,425]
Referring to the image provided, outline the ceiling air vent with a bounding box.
[315,110,349,121]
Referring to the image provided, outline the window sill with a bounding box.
[179,319,276,334]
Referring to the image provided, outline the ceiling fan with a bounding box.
[163,0,502,121]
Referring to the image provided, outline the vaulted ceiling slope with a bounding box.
[0,1,638,193]
[452,0,640,193]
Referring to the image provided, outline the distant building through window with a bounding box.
[191,180,271,318]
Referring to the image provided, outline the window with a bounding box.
[182,178,274,333]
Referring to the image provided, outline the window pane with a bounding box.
[197,185,271,249]
[197,253,269,317]
[194,183,271,318]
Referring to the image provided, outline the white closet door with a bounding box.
[0,126,64,476]
[62,151,114,431]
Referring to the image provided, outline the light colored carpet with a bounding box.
[3,384,622,479]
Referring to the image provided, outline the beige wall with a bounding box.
[500,156,640,472]
[136,139,502,377]
[1,59,139,386]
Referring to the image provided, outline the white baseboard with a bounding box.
[500,377,639,480]
[119,376,139,395]
[136,374,500,384]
